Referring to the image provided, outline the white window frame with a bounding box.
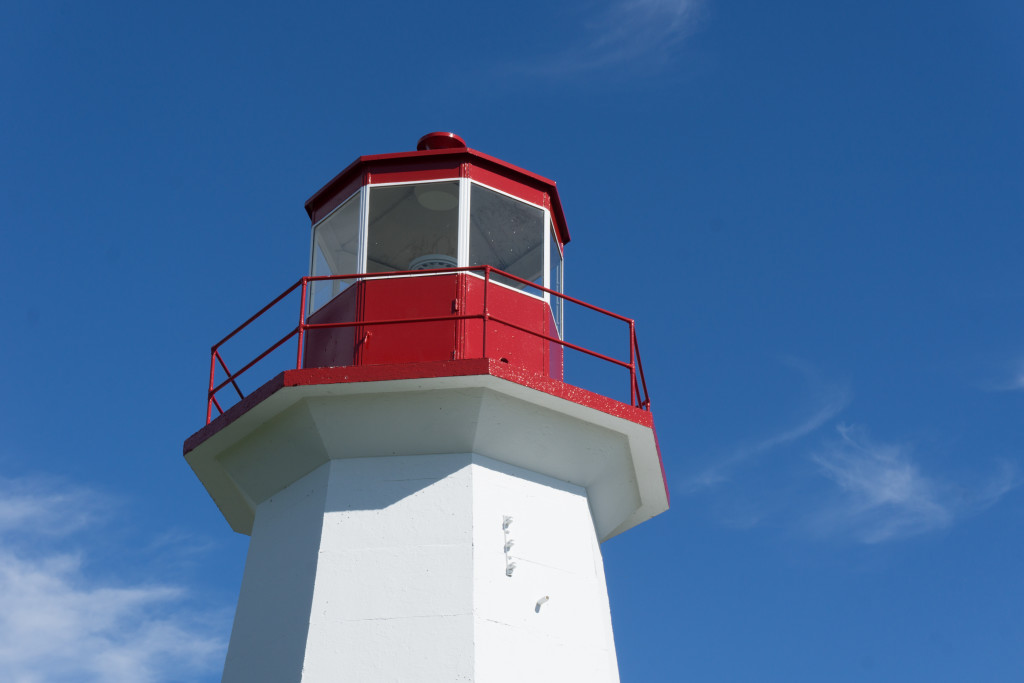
[309,187,362,278]
[361,179,462,278]
[309,179,562,318]
[308,187,363,313]
[548,225,565,338]
[464,179,553,303]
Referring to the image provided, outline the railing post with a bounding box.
[207,345,217,423]
[629,321,637,407]
[482,266,490,359]
[297,278,309,370]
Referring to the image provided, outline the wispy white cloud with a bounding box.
[0,477,227,683]
[997,360,1024,391]
[0,477,102,538]
[680,356,1021,543]
[683,361,849,492]
[977,357,1024,392]
[810,425,1021,543]
[684,395,848,492]
[523,0,704,77]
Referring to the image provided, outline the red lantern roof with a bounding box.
[303,134,571,246]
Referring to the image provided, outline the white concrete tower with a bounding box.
[185,132,669,682]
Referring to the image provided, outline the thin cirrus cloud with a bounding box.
[679,355,1020,543]
[0,477,227,683]
[683,390,849,492]
[1001,361,1024,391]
[977,357,1024,392]
[970,356,1024,393]
[809,425,1021,544]
[523,0,704,77]
[682,359,850,493]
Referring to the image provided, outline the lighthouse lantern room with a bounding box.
[184,133,669,683]
[302,131,567,377]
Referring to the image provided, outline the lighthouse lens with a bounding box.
[367,182,460,274]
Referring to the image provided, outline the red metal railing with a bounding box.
[206,266,650,424]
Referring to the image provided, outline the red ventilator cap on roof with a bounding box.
[417,132,467,151]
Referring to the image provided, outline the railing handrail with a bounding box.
[206,266,650,423]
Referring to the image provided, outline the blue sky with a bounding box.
[2,0,1023,680]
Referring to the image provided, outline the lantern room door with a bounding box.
[357,274,460,366]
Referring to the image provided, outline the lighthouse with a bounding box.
[184,132,669,682]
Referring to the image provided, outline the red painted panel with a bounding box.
[303,284,360,368]
[547,305,564,381]
[358,275,459,365]
[465,165,549,210]
[309,175,364,225]
[461,275,560,380]
[366,164,462,186]
[301,273,561,380]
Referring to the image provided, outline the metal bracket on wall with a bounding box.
[503,515,516,577]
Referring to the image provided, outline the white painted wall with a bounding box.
[220,453,619,682]
[471,457,619,683]
[222,462,330,681]
[303,454,476,681]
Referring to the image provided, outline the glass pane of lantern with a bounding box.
[549,229,563,336]
[310,192,360,312]
[469,184,544,292]
[366,182,460,273]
